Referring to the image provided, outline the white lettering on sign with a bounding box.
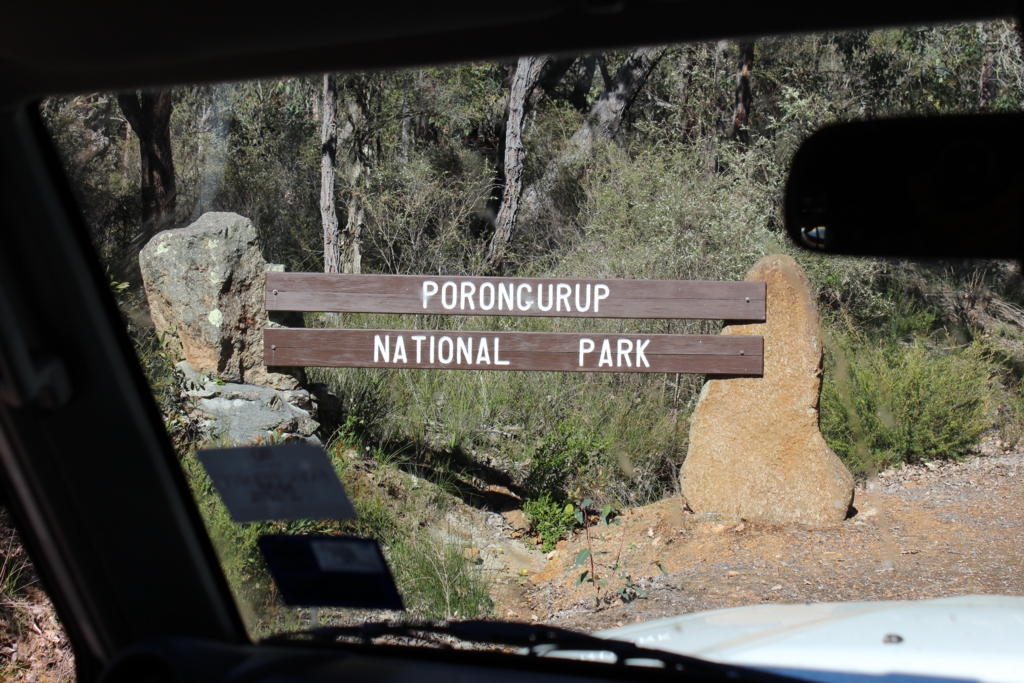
[422,281,438,308]
[579,338,595,366]
[517,283,532,311]
[439,336,454,363]
[575,284,591,312]
[617,339,633,367]
[393,336,407,363]
[557,284,571,312]
[499,283,514,310]
[420,280,613,314]
[370,334,515,366]
[538,284,553,311]
[635,339,650,367]
[480,282,495,310]
[372,334,652,368]
[461,282,475,310]
[495,338,510,365]
[374,334,389,362]
[457,337,472,363]
[441,282,457,309]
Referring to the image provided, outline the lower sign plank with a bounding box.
[265,329,762,375]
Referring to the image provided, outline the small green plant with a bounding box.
[523,493,575,552]
[571,498,612,607]
[615,568,647,603]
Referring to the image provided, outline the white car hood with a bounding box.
[579,595,1024,683]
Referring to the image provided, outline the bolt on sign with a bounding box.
[264,273,765,376]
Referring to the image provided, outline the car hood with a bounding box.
[575,595,1024,683]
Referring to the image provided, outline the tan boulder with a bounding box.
[680,254,853,526]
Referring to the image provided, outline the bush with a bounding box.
[821,338,997,471]
[524,493,576,552]
[996,379,1024,450]
[391,535,492,620]
[524,417,605,498]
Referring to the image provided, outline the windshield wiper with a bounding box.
[264,620,778,680]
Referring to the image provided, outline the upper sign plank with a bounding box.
[266,273,766,321]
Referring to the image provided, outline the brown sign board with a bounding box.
[265,328,763,375]
[266,273,766,321]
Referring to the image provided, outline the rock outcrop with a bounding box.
[139,212,303,390]
[680,254,854,526]
[177,361,327,445]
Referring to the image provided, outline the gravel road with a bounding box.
[506,452,1024,633]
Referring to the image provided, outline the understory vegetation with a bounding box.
[44,21,1024,629]
[180,433,493,633]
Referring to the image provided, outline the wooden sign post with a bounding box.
[264,273,765,376]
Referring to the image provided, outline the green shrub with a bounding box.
[821,338,997,471]
[996,381,1024,449]
[524,417,605,498]
[524,493,576,552]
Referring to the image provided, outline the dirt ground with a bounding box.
[4,447,1023,679]
[0,513,74,683]
[489,450,1024,633]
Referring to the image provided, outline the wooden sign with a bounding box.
[265,328,763,375]
[266,273,765,321]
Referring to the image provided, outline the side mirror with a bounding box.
[784,113,1024,259]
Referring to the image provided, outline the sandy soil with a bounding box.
[492,452,1024,633]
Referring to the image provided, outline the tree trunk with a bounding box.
[486,55,548,267]
[568,55,597,111]
[978,22,997,111]
[597,56,614,92]
[339,81,370,274]
[514,47,667,235]
[580,47,665,142]
[486,56,552,230]
[342,142,366,275]
[117,90,176,231]
[529,56,575,110]
[732,42,754,145]
[320,75,341,273]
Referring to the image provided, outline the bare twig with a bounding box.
[613,509,629,570]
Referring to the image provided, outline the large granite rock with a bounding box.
[680,254,854,526]
[139,212,303,389]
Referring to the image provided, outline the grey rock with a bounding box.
[139,212,304,389]
[176,361,219,398]
[196,382,320,445]
[175,360,207,389]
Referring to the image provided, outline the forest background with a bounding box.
[32,21,1024,622]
